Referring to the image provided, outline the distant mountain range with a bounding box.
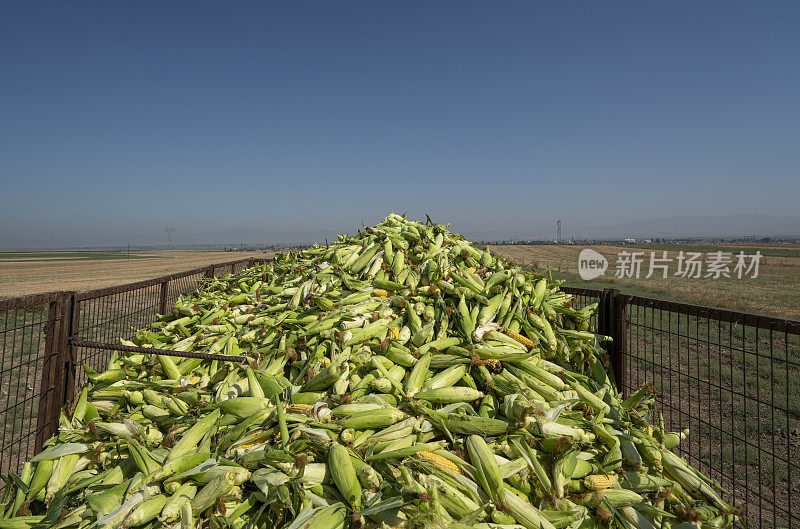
[1,215,799,249]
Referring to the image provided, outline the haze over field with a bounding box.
[2,3,799,249]
[1,214,799,249]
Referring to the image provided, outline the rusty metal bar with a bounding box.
[159,279,168,315]
[561,286,603,299]
[50,293,72,434]
[597,289,612,339]
[620,294,800,335]
[0,292,64,311]
[610,289,628,396]
[76,258,269,301]
[59,293,77,406]
[34,299,59,453]
[68,338,246,363]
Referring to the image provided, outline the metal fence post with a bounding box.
[598,289,612,338]
[159,279,169,315]
[608,289,628,395]
[596,289,627,394]
[34,298,60,453]
[61,292,77,406]
[34,292,74,452]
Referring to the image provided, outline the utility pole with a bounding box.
[127,243,130,260]
[165,227,175,249]
[556,220,562,244]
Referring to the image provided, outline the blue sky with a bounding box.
[1,2,798,247]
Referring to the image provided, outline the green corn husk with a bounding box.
[3,214,736,529]
[160,482,197,522]
[328,443,361,508]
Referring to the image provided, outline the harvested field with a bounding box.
[489,244,800,320]
[0,250,273,298]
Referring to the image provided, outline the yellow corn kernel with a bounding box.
[484,358,502,372]
[466,267,476,274]
[388,327,400,339]
[503,328,535,348]
[584,474,616,491]
[320,357,331,368]
[373,289,390,298]
[239,434,270,449]
[417,451,462,475]
[288,404,314,415]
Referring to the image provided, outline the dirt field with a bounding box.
[3,244,798,319]
[489,244,800,320]
[0,250,273,298]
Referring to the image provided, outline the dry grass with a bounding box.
[0,249,273,298]
[489,244,800,320]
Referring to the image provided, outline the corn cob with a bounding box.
[466,435,504,501]
[328,442,361,508]
[190,472,237,514]
[179,503,194,529]
[425,475,481,519]
[503,328,535,348]
[337,407,407,430]
[582,488,644,508]
[415,387,483,404]
[622,471,675,493]
[287,403,314,415]
[499,487,557,529]
[45,453,80,502]
[302,503,347,529]
[122,493,167,528]
[160,482,197,523]
[417,450,463,475]
[584,474,616,490]
[422,364,467,390]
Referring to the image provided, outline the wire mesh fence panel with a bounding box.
[0,293,65,483]
[73,282,163,390]
[166,269,210,308]
[622,296,800,529]
[231,260,251,275]
[560,286,602,331]
[0,258,264,482]
[70,260,259,390]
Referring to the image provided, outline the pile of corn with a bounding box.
[1,214,738,529]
